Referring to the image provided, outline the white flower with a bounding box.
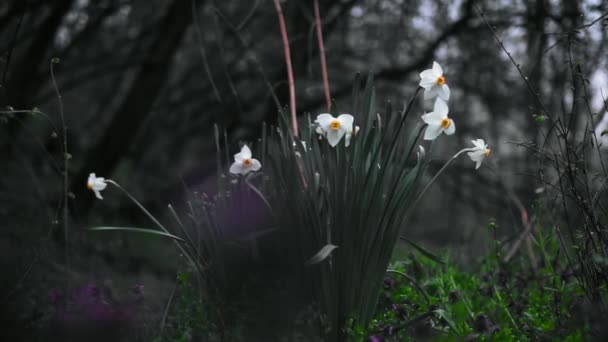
[345,125,360,147]
[87,173,107,200]
[421,98,455,140]
[419,61,450,101]
[315,113,354,147]
[467,139,491,169]
[229,145,261,175]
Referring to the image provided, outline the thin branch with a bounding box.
[272,0,298,136]
[314,0,331,111]
[192,0,222,104]
[50,58,70,280]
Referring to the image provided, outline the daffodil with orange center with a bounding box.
[421,98,455,140]
[419,61,450,101]
[229,145,261,175]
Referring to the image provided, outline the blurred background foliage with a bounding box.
[1,0,607,339]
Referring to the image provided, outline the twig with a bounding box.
[50,58,70,276]
[314,0,331,111]
[1,11,24,86]
[472,1,560,133]
[272,0,298,136]
[192,0,222,104]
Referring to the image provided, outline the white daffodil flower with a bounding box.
[315,113,354,147]
[467,139,491,169]
[345,125,360,147]
[421,98,455,140]
[419,61,450,101]
[229,144,261,175]
[87,173,107,200]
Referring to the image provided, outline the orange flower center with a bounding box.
[485,149,491,157]
[436,76,446,86]
[87,182,93,190]
[329,119,341,131]
[440,118,451,129]
[243,158,252,167]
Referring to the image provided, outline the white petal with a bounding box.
[316,113,334,129]
[433,98,449,117]
[229,162,244,175]
[94,180,107,191]
[240,145,252,159]
[419,70,438,88]
[326,129,345,147]
[421,111,443,125]
[471,139,485,149]
[423,124,443,140]
[338,114,354,131]
[476,160,482,169]
[250,159,262,171]
[423,87,439,100]
[432,61,443,75]
[345,132,352,147]
[234,152,245,163]
[445,120,456,135]
[438,84,450,101]
[94,190,103,200]
[468,150,484,161]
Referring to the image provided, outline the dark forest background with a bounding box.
[1,0,607,339]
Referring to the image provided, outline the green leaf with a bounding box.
[89,226,185,242]
[400,236,445,265]
[305,244,339,265]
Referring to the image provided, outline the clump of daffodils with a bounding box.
[229,145,261,175]
[418,61,492,171]
[315,113,355,147]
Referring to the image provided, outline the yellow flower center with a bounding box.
[329,119,341,131]
[243,158,252,167]
[485,149,491,157]
[436,76,446,86]
[440,118,451,129]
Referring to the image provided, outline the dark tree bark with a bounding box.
[2,0,75,108]
[71,0,200,215]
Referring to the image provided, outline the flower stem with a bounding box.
[411,147,475,208]
[273,0,298,136]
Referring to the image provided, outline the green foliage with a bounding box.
[367,237,600,341]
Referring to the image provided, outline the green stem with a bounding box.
[411,147,475,209]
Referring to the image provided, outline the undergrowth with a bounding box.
[364,223,606,341]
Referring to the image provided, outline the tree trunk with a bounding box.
[71,0,199,215]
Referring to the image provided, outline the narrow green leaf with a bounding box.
[306,244,339,265]
[89,226,186,242]
[400,236,445,265]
